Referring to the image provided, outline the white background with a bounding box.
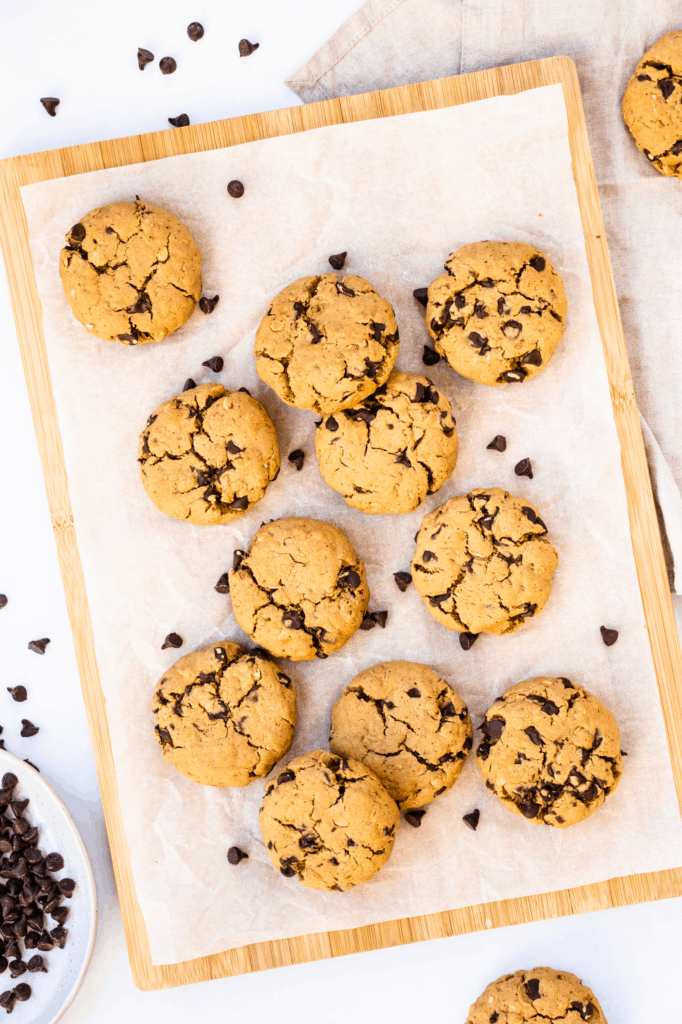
[0,1,680,1020]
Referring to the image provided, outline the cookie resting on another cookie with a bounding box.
[255,273,399,414]
[330,661,472,809]
[151,642,296,787]
[259,749,399,891]
[476,677,622,828]
[622,31,682,177]
[60,199,202,343]
[412,488,558,636]
[139,383,280,524]
[315,370,458,514]
[228,517,369,660]
[426,241,566,386]
[465,966,607,1023]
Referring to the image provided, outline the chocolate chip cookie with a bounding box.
[151,641,296,787]
[315,370,458,514]
[229,517,369,660]
[329,661,472,809]
[139,383,280,524]
[60,198,202,343]
[476,677,622,828]
[623,31,682,177]
[255,273,399,414]
[425,241,566,386]
[466,966,607,1023]
[259,749,399,891]
[412,488,558,636]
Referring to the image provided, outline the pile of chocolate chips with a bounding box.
[0,773,76,1012]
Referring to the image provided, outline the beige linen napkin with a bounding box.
[286,0,682,590]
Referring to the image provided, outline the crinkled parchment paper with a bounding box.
[20,85,682,965]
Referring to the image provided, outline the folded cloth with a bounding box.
[286,0,682,591]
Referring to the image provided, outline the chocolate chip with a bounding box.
[27,954,47,974]
[570,1001,596,1020]
[168,114,190,128]
[372,611,388,628]
[137,47,154,70]
[338,569,361,590]
[227,180,245,198]
[277,770,295,785]
[2,775,17,791]
[429,592,450,606]
[27,639,49,656]
[514,458,533,479]
[238,387,251,396]
[541,700,559,715]
[422,550,436,563]
[413,287,428,307]
[459,632,478,651]
[395,451,411,467]
[422,346,440,366]
[524,726,543,745]
[228,496,248,511]
[159,56,177,74]
[199,296,220,315]
[637,74,652,82]
[227,847,248,865]
[393,571,412,592]
[473,300,488,318]
[117,333,137,343]
[20,721,39,739]
[161,633,183,650]
[202,353,224,372]
[183,378,197,391]
[226,440,244,455]
[288,449,305,471]
[519,799,538,819]
[57,878,76,897]
[483,718,504,739]
[502,369,526,383]
[407,688,421,698]
[232,550,246,571]
[462,809,480,831]
[501,320,522,339]
[50,926,68,946]
[6,688,27,703]
[441,702,457,717]
[404,809,426,828]
[486,435,506,452]
[69,223,86,243]
[45,854,64,872]
[659,79,676,100]
[328,252,347,270]
[187,22,204,41]
[325,416,338,431]
[40,97,60,117]
[671,140,682,155]
[529,256,545,272]
[525,978,541,1000]
[479,515,494,529]
[468,331,487,347]
[522,349,542,366]
[282,609,303,630]
[359,616,376,631]
[280,866,296,877]
[600,625,619,646]
[239,39,259,57]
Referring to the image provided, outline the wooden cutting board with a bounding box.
[1,55,681,992]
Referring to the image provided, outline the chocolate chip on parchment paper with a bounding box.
[238,39,259,57]
[227,180,245,198]
[393,571,412,592]
[413,287,428,307]
[187,22,204,41]
[288,449,305,471]
[168,114,190,128]
[214,573,230,594]
[183,378,197,391]
[161,633,183,650]
[27,639,50,656]
[514,458,533,479]
[137,47,154,70]
[404,809,426,828]
[0,596,8,609]
[328,252,347,270]
[20,721,39,738]
[462,809,480,831]
[227,846,248,865]
[40,98,59,117]
[459,632,478,651]
[159,56,177,75]
[600,625,619,647]
[422,345,440,366]
[7,688,27,703]
[199,296,220,315]
[201,355,223,371]
[359,616,376,631]
[371,611,388,628]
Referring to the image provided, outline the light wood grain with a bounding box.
[0,56,681,992]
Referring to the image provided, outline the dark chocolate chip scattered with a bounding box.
[459,632,478,651]
[404,809,426,828]
[524,726,543,746]
[168,114,190,128]
[233,550,246,571]
[486,435,506,452]
[227,180,245,198]
[328,252,347,270]
[159,56,177,75]
[227,846,248,865]
[9,962,26,979]
[502,369,526,383]
[228,496,248,511]
[462,809,480,831]
[200,355,224,374]
[422,346,440,366]
[413,287,428,307]
[659,79,676,100]
[199,295,220,315]
[58,879,76,897]
[20,722,39,739]
[137,47,154,70]
[40,98,59,117]
[0,595,6,609]
[187,22,204,41]
[600,625,619,646]
[372,611,388,628]
[359,616,376,631]
[214,572,229,594]
[161,633,183,650]
[525,978,541,1000]
[239,39,259,57]
[27,955,47,974]
[70,223,86,242]
[529,256,545,272]
[521,349,542,366]
[14,983,31,1000]
[393,571,412,592]
[288,449,305,471]
[45,853,64,872]
[325,416,338,432]
[2,775,17,791]
[27,639,50,656]
[183,378,197,391]
[7,688,27,704]
[514,458,533,479]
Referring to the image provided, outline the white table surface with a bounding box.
[0,2,680,1020]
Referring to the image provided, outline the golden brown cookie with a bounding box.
[622,31,682,177]
[255,273,399,414]
[465,966,607,1023]
[425,241,566,386]
[330,661,472,809]
[139,383,280,524]
[315,370,458,514]
[412,488,558,637]
[476,677,622,829]
[229,517,369,661]
[259,749,399,891]
[151,642,296,787]
[59,198,202,344]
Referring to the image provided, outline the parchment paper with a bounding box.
[20,85,682,966]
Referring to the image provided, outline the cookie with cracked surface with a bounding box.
[255,273,399,414]
[466,966,606,1023]
[412,488,558,636]
[315,370,458,514]
[476,677,622,829]
[622,31,682,177]
[425,241,566,386]
[229,517,369,660]
[259,749,399,890]
[139,383,280,524]
[60,198,202,344]
[330,661,472,809]
[151,641,296,787]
